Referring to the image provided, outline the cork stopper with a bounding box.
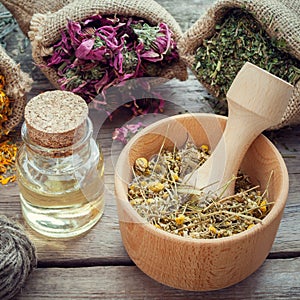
[24,91,88,148]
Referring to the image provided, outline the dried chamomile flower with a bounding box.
[128,141,272,239]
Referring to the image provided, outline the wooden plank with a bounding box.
[1,117,299,263]
[1,0,298,298]
[15,258,300,299]
[0,0,299,266]
[155,0,211,32]
[1,174,299,264]
[0,99,299,263]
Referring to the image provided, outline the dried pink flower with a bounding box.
[112,122,145,144]
[46,15,179,116]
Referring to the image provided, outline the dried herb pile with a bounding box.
[128,142,271,239]
[193,9,300,100]
[46,15,179,115]
[0,140,17,184]
[0,75,17,185]
[0,75,11,137]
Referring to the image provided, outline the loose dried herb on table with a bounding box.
[128,142,272,239]
[193,9,300,102]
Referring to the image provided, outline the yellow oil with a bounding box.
[17,152,105,238]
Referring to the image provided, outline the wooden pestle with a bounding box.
[184,62,293,196]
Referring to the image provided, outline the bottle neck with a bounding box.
[21,118,94,172]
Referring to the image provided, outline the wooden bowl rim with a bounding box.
[115,113,289,245]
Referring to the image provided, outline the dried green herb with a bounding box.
[128,141,272,239]
[193,9,300,102]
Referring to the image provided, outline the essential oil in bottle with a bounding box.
[16,91,104,238]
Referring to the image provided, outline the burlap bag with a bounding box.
[28,0,187,93]
[0,45,32,132]
[179,0,300,129]
[0,0,73,36]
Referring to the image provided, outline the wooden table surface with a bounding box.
[1,0,300,299]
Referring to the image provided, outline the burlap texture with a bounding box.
[0,45,32,132]
[28,0,188,91]
[179,0,300,129]
[0,0,73,36]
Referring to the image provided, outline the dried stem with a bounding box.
[128,140,272,239]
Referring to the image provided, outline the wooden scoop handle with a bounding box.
[185,62,293,196]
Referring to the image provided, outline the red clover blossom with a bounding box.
[46,15,179,116]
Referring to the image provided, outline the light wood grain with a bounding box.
[0,0,299,297]
[185,62,293,195]
[115,113,290,291]
[0,115,299,264]
[15,258,300,299]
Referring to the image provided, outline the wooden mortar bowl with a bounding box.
[114,113,289,291]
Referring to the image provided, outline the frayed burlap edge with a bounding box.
[28,0,188,90]
[276,81,300,129]
[178,0,300,129]
[0,45,32,132]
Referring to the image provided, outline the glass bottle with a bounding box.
[16,91,104,238]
